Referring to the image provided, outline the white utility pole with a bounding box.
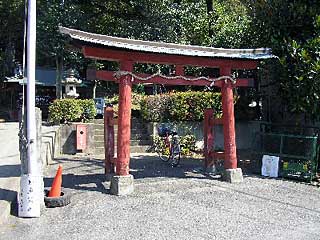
[18,0,41,218]
[26,0,37,173]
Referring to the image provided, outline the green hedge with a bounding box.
[49,99,96,123]
[78,99,97,121]
[140,94,171,122]
[140,91,222,122]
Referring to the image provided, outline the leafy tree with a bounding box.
[209,0,252,48]
[243,0,320,121]
[280,17,320,120]
[2,0,319,122]
[37,0,91,98]
[243,0,319,53]
[0,0,24,80]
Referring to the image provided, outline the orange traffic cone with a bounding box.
[48,165,62,197]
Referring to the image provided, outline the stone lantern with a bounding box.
[62,69,82,98]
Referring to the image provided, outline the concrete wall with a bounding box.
[54,120,261,155]
[147,120,262,150]
[10,119,60,173]
[59,123,95,154]
[41,125,60,166]
[33,122,93,170]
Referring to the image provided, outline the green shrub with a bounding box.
[49,98,96,123]
[140,94,171,122]
[180,134,196,156]
[168,93,189,121]
[104,94,143,117]
[131,93,144,111]
[78,99,96,122]
[140,91,222,122]
[152,135,170,155]
[105,95,119,106]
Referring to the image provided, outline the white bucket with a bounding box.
[261,155,280,178]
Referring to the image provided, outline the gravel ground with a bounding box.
[1,153,320,240]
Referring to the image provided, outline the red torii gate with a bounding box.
[60,27,275,194]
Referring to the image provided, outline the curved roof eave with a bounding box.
[60,26,277,60]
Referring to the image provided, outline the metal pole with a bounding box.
[18,0,41,218]
[27,0,37,175]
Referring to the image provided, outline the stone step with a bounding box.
[93,117,152,155]
[130,145,152,153]
[94,124,147,132]
[94,124,105,131]
[94,129,104,135]
[131,117,143,122]
[130,139,152,146]
[94,145,152,154]
[94,135,105,142]
[131,128,148,134]
[94,116,145,122]
[94,119,104,124]
[130,134,151,140]
[131,123,148,129]
[94,118,145,124]
[110,133,151,140]
[98,117,145,123]
[95,146,105,155]
[94,139,152,147]
[94,141,103,147]
[94,128,149,136]
[95,134,151,142]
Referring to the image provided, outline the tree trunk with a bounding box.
[55,55,63,99]
[205,0,214,14]
[4,41,15,76]
[93,80,97,99]
[205,0,214,38]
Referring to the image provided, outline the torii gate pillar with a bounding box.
[110,61,134,195]
[221,67,243,183]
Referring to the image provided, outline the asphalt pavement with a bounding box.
[1,153,320,240]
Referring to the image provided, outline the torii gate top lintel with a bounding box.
[60,27,276,88]
[60,27,275,181]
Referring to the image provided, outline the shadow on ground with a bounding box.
[43,152,263,195]
[0,188,17,202]
[0,164,21,178]
[44,155,213,194]
[44,157,107,194]
[0,188,18,216]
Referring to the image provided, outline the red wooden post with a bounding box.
[104,107,115,174]
[116,61,133,176]
[221,67,237,169]
[204,109,214,169]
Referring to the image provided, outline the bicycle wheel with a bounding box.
[171,141,181,167]
[158,147,171,162]
[155,137,171,162]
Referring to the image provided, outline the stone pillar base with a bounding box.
[223,168,243,183]
[110,174,134,196]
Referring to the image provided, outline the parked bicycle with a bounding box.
[154,125,181,167]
